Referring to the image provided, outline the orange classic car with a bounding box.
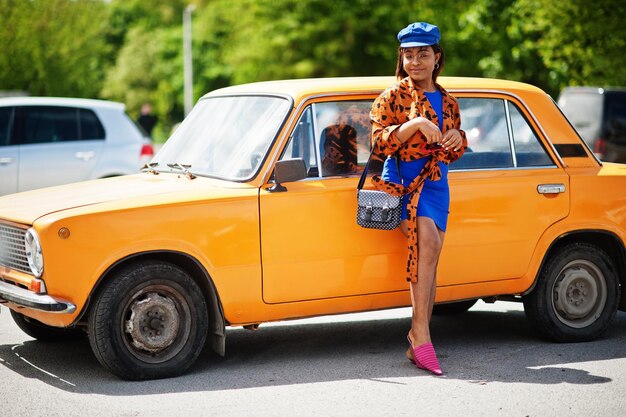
[0,77,625,380]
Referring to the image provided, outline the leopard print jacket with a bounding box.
[370,77,468,283]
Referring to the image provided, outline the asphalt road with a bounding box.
[1,301,625,417]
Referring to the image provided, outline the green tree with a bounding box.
[193,0,417,84]
[0,0,108,97]
[101,26,185,140]
[517,0,626,90]
[457,0,552,92]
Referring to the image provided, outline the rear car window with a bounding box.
[20,106,80,144]
[16,106,106,144]
[79,108,105,140]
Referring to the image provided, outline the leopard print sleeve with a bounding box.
[370,87,404,157]
[445,97,467,163]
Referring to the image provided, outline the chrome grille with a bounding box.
[0,223,31,275]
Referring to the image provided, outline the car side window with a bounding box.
[280,100,376,178]
[509,103,554,167]
[315,101,372,177]
[0,107,12,146]
[451,98,513,170]
[79,109,105,140]
[451,98,553,170]
[20,106,80,144]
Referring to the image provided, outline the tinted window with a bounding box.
[79,108,105,140]
[605,92,626,141]
[21,106,79,144]
[0,107,12,146]
[509,103,554,167]
[450,98,513,170]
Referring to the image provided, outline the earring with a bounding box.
[435,63,440,70]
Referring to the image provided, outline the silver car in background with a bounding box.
[0,97,154,195]
[558,86,626,163]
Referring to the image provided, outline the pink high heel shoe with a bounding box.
[407,334,443,376]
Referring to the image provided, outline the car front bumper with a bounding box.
[0,280,75,313]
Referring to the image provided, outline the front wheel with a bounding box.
[88,261,208,380]
[523,243,620,342]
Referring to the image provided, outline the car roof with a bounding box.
[0,96,126,110]
[203,76,546,102]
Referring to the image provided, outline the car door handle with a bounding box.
[75,151,95,161]
[0,157,14,165]
[537,184,566,194]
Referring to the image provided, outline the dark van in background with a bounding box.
[558,87,626,163]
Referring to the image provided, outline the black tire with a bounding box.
[10,310,84,342]
[87,261,208,380]
[432,299,478,315]
[523,243,620,342]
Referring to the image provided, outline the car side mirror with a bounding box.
[267,158,307,192]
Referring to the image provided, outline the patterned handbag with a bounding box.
[356,148,402,230]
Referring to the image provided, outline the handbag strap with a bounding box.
[357,140,401,191]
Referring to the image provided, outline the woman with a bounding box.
[370,22,467,375]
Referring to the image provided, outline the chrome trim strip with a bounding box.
[504,100,518,167]
[449,165,558,173]
[0,281,76,313]
[311,102,323,178]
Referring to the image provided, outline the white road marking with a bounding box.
[11,344,76,386]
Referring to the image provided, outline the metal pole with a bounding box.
[183,5,196,117]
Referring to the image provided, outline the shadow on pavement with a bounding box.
[0,305,624,394]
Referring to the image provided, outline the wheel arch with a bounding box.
[77,250,226,356]
[526,229,625,310]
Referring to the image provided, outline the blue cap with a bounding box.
[397,22,440,48]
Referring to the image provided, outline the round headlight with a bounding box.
[24,228,44,278]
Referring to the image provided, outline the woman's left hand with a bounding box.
[442,129,464,151]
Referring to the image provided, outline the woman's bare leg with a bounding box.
[409,216,445,347]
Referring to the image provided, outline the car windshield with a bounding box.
[153,95,291,180]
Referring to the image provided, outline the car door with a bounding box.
[259,99,408,304]
[259,93,569,305]
[440,95,569,286]
[15,106,104,192]
[0,107,18,195]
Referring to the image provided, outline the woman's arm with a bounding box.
[371,88,439,156]
[370,90,403,157]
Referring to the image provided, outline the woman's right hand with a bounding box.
[396,116,442,145]
[413,117,442,145]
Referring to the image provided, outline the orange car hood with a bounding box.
[0,174,253,225]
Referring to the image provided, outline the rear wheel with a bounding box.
[88,261,208,380]
[523,243,620,342]
[10,310,84,342]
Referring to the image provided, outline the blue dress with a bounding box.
[381,90,450,232]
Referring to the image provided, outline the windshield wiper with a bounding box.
[167,163,196,180]
[141,162,159,175]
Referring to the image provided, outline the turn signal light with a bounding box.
[29,279,46,294]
